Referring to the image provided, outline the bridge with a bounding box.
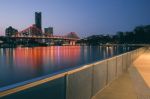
[10,25,80,45]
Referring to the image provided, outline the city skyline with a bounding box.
[0,0,150,37]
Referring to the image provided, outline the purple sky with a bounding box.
[0,0,150,37]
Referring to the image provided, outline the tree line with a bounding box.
[79,25,150,45]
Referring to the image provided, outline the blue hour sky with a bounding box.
[0,0,150,37]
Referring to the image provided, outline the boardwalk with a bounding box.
[93,50,150,99]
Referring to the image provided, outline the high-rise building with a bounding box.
[44,27,53,36]
[5,26,18,37]
[35,12,42,30]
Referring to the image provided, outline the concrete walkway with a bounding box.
[93,50,150,99]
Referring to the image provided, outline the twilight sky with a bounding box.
[0,0,150,37]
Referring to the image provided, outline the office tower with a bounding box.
[5,26,18,37]
[35,12,42,30]
[44,27,53,36]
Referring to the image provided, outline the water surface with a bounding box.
[0,46,136,89]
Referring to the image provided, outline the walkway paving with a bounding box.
[93,50,150,99]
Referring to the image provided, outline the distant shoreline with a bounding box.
[0,44,146,48]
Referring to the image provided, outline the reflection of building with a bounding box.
[44,27,53,36]
[5,26,18,37]
[35,12,42,30]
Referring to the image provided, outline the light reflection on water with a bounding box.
[0,46,136,88]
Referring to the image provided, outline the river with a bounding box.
[0,46,137,89]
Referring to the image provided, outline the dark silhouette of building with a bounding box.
[5,26,18,37]
[44,27,53,36]
[35,12,42,30]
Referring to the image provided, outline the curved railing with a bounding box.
[0,47,147,99]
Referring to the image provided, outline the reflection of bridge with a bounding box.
[12,25,80,45]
